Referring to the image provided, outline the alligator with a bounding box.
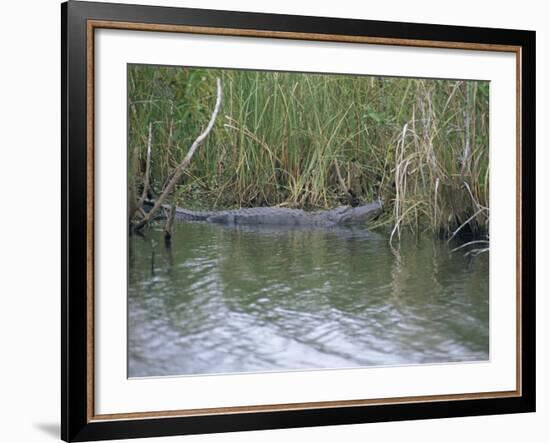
[144,200,382,227]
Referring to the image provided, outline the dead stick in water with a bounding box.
[164,203,176,245]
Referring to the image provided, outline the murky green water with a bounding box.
[128,222,489,377]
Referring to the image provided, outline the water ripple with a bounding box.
[128,223,489,377]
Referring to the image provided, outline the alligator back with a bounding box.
[144,200,382,226]
[205,206,342,226]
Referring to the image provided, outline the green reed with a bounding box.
[128,64,489,238]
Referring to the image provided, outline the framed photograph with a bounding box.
[62,1,535,441]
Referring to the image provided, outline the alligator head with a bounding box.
[336,201,383,225]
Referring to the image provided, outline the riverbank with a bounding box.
[128,65,489,238]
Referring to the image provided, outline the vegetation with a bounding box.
[128,64,489,239]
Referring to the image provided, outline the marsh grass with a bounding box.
[128,64,489,238]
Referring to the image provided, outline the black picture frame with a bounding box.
[62,1,536,441]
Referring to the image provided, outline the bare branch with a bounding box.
[134,78,223,230]
[451,239,489,253]
[332,158,348,195]
[447,207,485,243]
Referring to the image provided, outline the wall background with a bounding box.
[0,0,546,442]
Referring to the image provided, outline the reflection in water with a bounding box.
[128,222,489,377]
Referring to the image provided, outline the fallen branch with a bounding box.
[134,78,223,230]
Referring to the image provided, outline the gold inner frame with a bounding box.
[85,19,523,422]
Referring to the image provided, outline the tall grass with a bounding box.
[128,64,489,238]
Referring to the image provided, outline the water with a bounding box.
[128,222,489,377]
